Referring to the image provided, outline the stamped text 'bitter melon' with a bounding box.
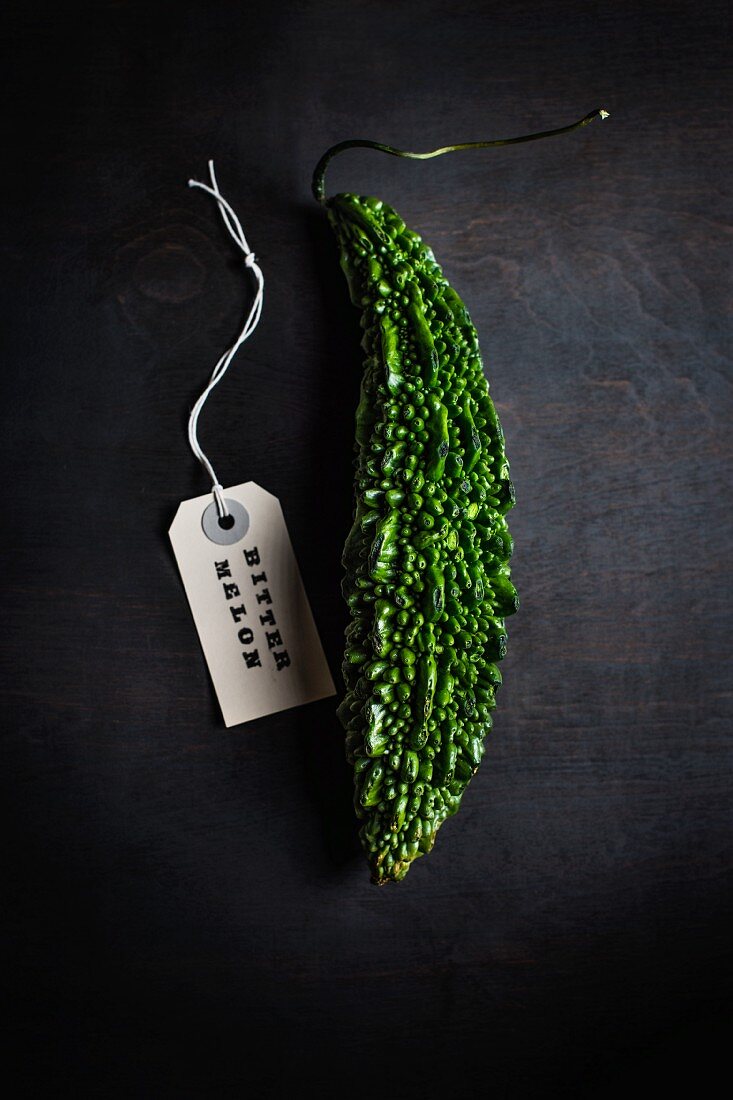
[214,545,291,673]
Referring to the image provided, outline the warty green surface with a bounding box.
[328,193,518,883]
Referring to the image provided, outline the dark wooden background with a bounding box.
[3,1,731,1095]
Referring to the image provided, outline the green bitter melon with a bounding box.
[314,110,607,883]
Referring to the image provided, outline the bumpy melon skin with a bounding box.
[328,193,517,884]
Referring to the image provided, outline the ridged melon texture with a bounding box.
[328,192,518,883]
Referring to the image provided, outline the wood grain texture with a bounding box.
[2,1,731,1095]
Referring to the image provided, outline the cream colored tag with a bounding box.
[169,482,336,726]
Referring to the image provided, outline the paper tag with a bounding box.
[169,482,336,726]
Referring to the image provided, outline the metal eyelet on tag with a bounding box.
[201,498,250,545]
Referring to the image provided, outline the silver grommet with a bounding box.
[201,498,250,545]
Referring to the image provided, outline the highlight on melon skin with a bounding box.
[313,109,608,883]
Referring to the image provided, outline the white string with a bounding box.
[187,161,264,518]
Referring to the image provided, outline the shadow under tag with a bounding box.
[169,481,336,727]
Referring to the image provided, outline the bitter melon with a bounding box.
[314,109,607,883]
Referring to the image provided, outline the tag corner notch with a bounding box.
[168,499,187,540]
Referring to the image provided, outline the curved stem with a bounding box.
[312,108,609,204]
